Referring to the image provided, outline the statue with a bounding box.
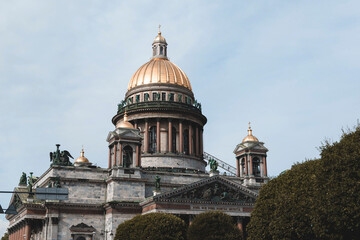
[27,172,34,197]
[155,175,161,190]
[209,158,218,172]
[50,144,74,166]
[19,172,27,185]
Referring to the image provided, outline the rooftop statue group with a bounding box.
[209,158,218,172]
[50,144,73,166]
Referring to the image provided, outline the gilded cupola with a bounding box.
[242,123,259,143]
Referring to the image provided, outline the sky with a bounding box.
[0,0,359,236]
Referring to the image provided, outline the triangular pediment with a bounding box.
[234,141,268,154]
[107,129,142,142]
[153,176,257,204]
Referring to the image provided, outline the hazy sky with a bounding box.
[1,0,359,235]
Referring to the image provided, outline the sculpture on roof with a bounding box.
[155,175,161,190]
[50,144,74,166]
[209,158,218,172]
[19,172,27,185]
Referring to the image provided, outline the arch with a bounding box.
[123,145,133,168]
[241,158,245,175]
[252,157,261,177]
[149,126,157,153]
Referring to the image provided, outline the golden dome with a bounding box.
[128,58,192,91]
[153,32,166,44]
[242,123,259,143]
[116,112,134,128]
[75,147,89,163]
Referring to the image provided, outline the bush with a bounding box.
[114,212,187,240]
[247,126,360,240]
[187,211,243,240]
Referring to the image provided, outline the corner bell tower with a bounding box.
[233,123,269,186]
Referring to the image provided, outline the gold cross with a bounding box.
[158,24,161,34]
[248,121,251,129]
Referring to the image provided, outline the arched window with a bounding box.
[149,126,157,153]
[123,146,133,168]
[253,157,260,177]
[160,46,163,55]
[241,158,245,175]
[183,129,189,154]
[171,127,177,153]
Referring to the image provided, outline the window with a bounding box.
[171,127,177,153]
[149,126,157,153]
[123,146,133,168]
[135,94,140,103]
[241,158,245,175]
[183,129,189,155]
[184,96,188,104]
[253,157,261,176]
[162,93,166,101]
[178,94,182,102]
[144,93,149,101]
[168,93,174,101]
[160,46,163,55]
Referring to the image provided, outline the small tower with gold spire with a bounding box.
[152,25,168,59]
[233,123,269,187]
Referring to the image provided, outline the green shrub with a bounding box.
[114,212,187,240]
[187,211,243,240]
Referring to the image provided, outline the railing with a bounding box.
[203,152,237,176]
[117,101,202,114]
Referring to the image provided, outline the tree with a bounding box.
[247,126,360,240]
[114,212,187,240]
[1,233,9,240]
[187,211,243,240]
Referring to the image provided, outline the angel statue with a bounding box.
[50,144,74,166]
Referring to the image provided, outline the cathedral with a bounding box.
[6,30,269,240]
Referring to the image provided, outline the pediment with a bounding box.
[234,142,268,153]
[107,129,142,142]
[70,222,95,232]
[154,176,257,204]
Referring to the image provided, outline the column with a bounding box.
[118,143,122,166]
[237,158,240,177]
[249,154,253,176]
[25,223,31,240]
[144,120,149,153]
[157,119,161,152]
[195,126,199,156]
[179,121,183,153]
[108,147,111,168]
[263,156,267,176]
[136,145,140,167]
[113,144,117,166]
[189,124,193,155]
[244,155,248,176]
[134,121,138,129]
[168,120,172,153]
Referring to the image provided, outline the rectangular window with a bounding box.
[168,93,174,101]
[144,93,149,101]
[135,95,140,103]
[152,92,157,101]
[184,96,188,104]
[162,93,166,101]
[178,94,182,102]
